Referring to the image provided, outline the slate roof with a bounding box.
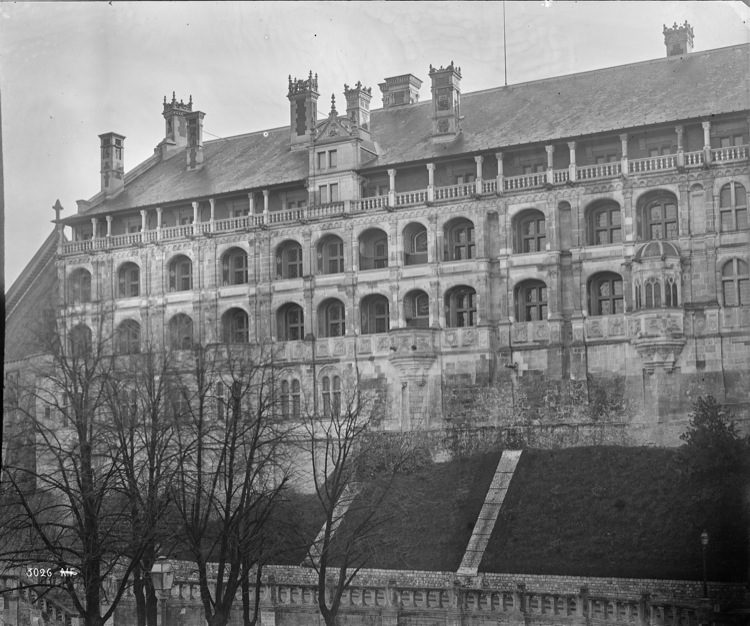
[5,229,61,363]
[81,44,749,217]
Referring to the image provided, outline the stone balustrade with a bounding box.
[433,183,474,201]
[58,143,749,257]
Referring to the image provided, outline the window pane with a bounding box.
[720,186,732,207]
[614,299,624,314]
[739,279,749,305]
[611,211,621,226]
[611,228,622,243]
[650,205,662,221]
[596,212,608,228]
[651,224,663,240]
[724,282,738,306]
[613,280,623,296]
[721,211,734,232]
[330,184,339,202]
[737,209,748,229]
[416,295,429,316]
[665,204,677,220]
[666,223,678,239]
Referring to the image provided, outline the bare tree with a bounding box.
[302,370,415,626]
[0,314,159,626]
[102,345,181,626]
[170,343,291,626]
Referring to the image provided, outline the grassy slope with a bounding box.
[480,447,748,581]
[332,451,503,572]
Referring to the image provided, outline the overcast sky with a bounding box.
[2,1,749,287]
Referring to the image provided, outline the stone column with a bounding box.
[248,192,256,216]
[192,201,199,234]
[622,188,635,243]
[263,190,270,221]
[620,134,629,176]
[702,121,712,165]
[156,207,162,240]
[474,155,483,194]
[91,217,98,240]
[429,214,439,265]
[106,215,113,237]
[568,141,577,182]
[546,145,555,185]
[675,125,685,168]
[209,198,216,232]
[140,210,147,234]
[495,152,504,193]
[427,163,435,202]
[388,169,397,206]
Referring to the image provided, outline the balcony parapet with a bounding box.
[59,144,749,257]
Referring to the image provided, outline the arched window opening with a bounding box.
[322,375,341,417]
[516,280,547,322]
[277,304,304,341]
[634,281,642,310]
[719,182,748,232]
[361,295,390,334]
[665,276,679,308]
[118,263,140,298]
[516,211,546,253]
[444,218,475,261]
[644,278,662,309]
[403,223,428,265]
[69,324,92,358]
[276,240,304,279]
[589,273,624,316]
[169,314,194,351]
[292,380,301,419]
[281,380,290,418]
[221,248,248,285]
[222,308,249,343]
[116,320,141,355]
[589,202,622,245]
[405,290,430,328]
[318,235,345,275]
[169,255,193,292]
[445,286,477,328]
[68,269,92,304]
[722,259,749,307]
[359,229,389,270]
[640,194,678,241]
[319,299,346,337]
[280,379,301,419]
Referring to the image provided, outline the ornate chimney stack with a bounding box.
[160,92,193,155]
[288,71,320,148]
[663,21,694,57]
[344,81,373,130]
[429,61,462,142]
[185,110,205,170]
[378,74,422,108]
[99,132,125,197]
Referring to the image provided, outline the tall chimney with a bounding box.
[429,62,462,142]
[186,110,205,170]
[378,74,422,108]
[99,132,125,197]
[344,81,373,130]
[288,71,320,148]
[161,92,192,154]
[663,21,694,57]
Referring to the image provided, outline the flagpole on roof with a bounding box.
[503,0,508,86]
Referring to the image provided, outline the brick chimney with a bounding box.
[378,74,422,108]
[288,71,320,148]
[663,21,694,57]
[186,110,205,170]
[344,81,373,130]
[160,92,192,155]
[429,61,462,142]
[99,132,125,197]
